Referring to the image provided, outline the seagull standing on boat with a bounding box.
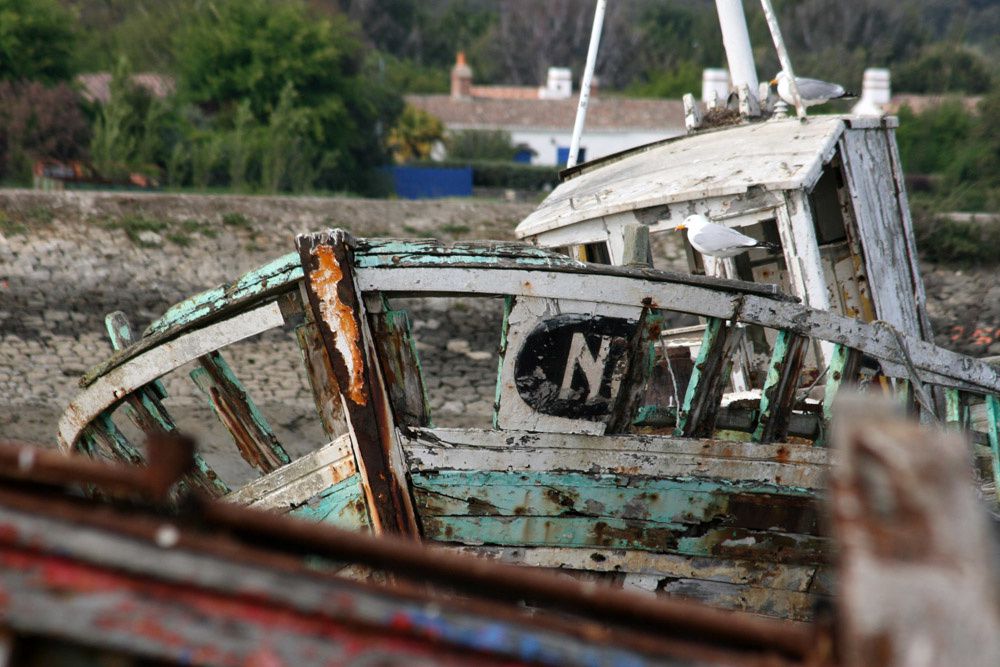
[770,71,855,108]
[675,214,779,258]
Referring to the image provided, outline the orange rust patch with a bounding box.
[309,245,366,405]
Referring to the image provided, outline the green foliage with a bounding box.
[895,102,974,174]
[895,44,995,94]
[913,215,1000,265]
[377,53,449,94]
[446,130,516,161]
[626,61,702,99]
[174,0,401,194]
[0,0,76,83]
[0,80,89,183]
[388,106,445,162]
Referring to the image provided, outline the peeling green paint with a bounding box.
[290,473,371,529]
[675,317,725,436]
[987,395,1000,502]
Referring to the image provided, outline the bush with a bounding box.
[913,214,1000,265]
[446,130,516,161]
[0,0,76,83]
[0,81,89,183]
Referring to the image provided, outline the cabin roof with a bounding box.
[515,116,847,239]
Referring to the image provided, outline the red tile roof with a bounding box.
[406,94,685,132]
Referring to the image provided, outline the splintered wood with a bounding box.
[829,393,1000,667]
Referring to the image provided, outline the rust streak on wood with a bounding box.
[297,230,419,538]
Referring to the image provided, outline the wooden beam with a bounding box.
[296,230,419,537]
[191,350,290,475]
[822,344,861,427]
[295,318,348,442]
[753,330,808,443]
[368,303,431,428]
[987,395,1000,503]
[675,318,740,438]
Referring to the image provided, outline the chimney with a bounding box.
[852,68,891,117]
[539,67,573,100]
[701,68,730,103]
[451,52,473,99]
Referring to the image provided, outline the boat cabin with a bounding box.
[515,116,932,347]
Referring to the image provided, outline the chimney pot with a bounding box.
[451,51,473,99]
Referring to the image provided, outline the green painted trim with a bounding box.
[944,388,968,430]
[190,353,290,467]
[822,344,856,423]
[146,252,302,336]
[674,317,724,436]
[290,473,371,529]
[753,330,796,442]
[92,411,142,464]
[986,395,1000,503]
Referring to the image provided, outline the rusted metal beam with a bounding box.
[296,230,419,537]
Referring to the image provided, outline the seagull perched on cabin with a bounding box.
[770,71,855,108]
[675,214,779,258]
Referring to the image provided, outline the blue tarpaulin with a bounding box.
[391,165,473,199]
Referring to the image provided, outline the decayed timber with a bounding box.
[297,230,419,537]
[829,394,1000,667]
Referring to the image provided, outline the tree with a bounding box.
[446,130,515,161]
[895,44,995,94]
[0,0,76,82]
[175,0,402,193]
[388,106,444,162]
[0,81,89,182]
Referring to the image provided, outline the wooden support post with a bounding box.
[822,344,861,424]
[368,304,432,428]
[895,378,916,416]
[986,395,1000,503]
[295,319,349,441]
[674,317,739,438]
[191,350,290,474]
[105,312,228,495]
[620,223,651,267]
[81,412,142,464]
[753,330,808,443]
[297,229,419,537]
[944,388,968,431]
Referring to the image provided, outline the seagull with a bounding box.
[769,71,855,108]
[674,214,779,258]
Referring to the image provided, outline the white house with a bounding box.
[406,53,686,166]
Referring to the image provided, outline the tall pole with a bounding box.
[567,0,607,169]
[759,0,806,119]
[715,0,758,96]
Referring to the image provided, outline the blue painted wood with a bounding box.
[290,474,371,529]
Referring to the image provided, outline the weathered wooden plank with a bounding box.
[945,388,969,431]
[105,312,229,495]
[462,546,832,594]
[822,344,861,423]
[368,304,431,427]
[61,302,285,451]
[405,445,825,494]
[839,129,924,338]
[226,434,356,511]
[631,575,824,622]
[422,515,827,564]
[290,474,372,529]
[675,318,739,437]
[404,427,832,466]
[190,350,290,474]
[294,319,348,441]
[987,395,1000,502]
[296,230,419,537]
[81,412,142,464]
[412,471,819,533]
[753,330,808,443]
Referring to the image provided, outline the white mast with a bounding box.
[759,0,806,119]
[567,0,607,169]
[715,0,758,98]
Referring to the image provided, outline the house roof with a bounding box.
[516,116,847,239]
[77,73,176,104]
[884,94,981,115]
[406,94,686,132]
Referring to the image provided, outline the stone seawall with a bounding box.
[0,189,994,453]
